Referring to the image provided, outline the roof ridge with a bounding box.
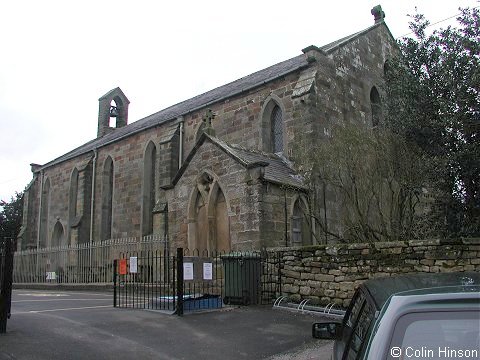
[132,54,307,124]
[321,22,382,52]
[229,143,279,159]
[37,55,308,170]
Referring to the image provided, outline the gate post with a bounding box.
[113,259,117,307]
[176,248,183,316]
[0,238,14,333]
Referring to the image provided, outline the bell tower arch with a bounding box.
[97,87,130,137]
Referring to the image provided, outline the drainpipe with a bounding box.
[178,118,184,169]
[36,170,44,277]
[89,149,97,244]
[284,187,288,247]
[164,203,169,249]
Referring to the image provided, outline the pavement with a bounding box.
[0,289,333,360]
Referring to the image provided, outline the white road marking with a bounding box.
[12,298,112,303]
[17,293,70,297]
[15,291,112,297]
[12,305,114,314]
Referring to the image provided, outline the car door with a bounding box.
[339,288,376,360]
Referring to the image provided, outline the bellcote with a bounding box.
[97,87,130,137]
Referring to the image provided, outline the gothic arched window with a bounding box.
[370,86,382,127]
[68,168,78,244]
[291,197,312,246]
[39,178,51,248]
[271,105,283,153]
[261,96,285,154]
[142,142,157,236]
[101,156,114,241]
[52,221,65,248]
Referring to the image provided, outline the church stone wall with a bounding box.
[91,128,174,240]
[308,25,398,241]
[22,21,399,251]
[168,141,263,251]
[182,71,307,159]
[21,175,41,249]
[328,25,397,126]
[38,152,93,247]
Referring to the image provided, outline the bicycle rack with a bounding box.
[272,297,346,318]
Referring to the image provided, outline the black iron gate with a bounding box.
[113,248,282,315]
[0,238,14,333]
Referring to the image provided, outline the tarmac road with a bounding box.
[0,289,333,360]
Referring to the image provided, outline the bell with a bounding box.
[109,106,119,117]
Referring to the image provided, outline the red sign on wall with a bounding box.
[119,259,127,275]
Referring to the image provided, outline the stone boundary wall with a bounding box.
[269,238,480,308]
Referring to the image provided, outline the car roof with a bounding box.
[361,272,480,309]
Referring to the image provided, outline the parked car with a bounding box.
[312,272,480,360]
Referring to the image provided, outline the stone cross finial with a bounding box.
[371,5,385,24]
[202,109,216,127]
[202,108,216,136]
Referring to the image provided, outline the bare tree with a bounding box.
[294,123,432,243]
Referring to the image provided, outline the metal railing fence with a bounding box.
[113,248,284,314]
[13,235,166,284]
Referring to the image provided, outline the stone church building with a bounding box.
[19,7,397,252]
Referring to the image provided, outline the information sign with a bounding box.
[183,262,194,280]
[129,256,138,273]
[203,263,213,280]
[119,259,127,275]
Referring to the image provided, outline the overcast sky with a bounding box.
[0,0,478,202]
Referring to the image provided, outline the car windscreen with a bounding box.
[387,311,480,360]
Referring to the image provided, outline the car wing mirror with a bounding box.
[312,322,342,340]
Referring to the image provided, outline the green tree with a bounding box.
[0,192,23,246]
[385,8,480,237]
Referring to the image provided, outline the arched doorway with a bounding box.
[51,221,65,248]
[51,221,66,281]
[194,189,208,250]
[291,196,312,246]
[188,173,231,252]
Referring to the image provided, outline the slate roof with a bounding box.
[40,54,309,170]
[170,134,306,190]
[38,21,391,171]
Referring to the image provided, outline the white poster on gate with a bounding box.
[129,256,138,273]
[203,263,213,280]
[183,262,194,280]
